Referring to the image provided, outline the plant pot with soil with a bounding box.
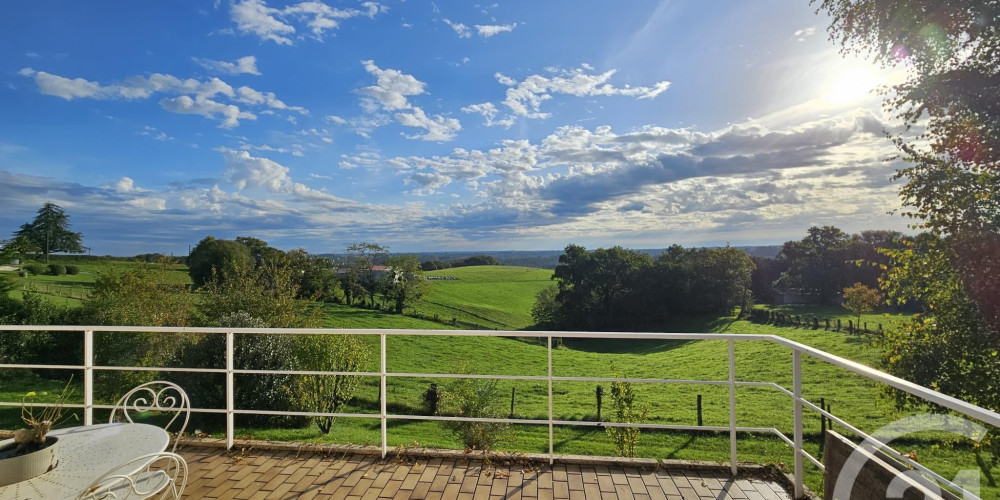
[0,379,76,486]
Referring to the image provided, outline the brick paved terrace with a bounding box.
[179,443,795,500]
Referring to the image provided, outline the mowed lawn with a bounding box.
[413,266,554,329]
[0,259,191,307]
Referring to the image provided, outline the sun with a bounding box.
[823,68,880,105]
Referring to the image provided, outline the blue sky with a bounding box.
[1,1,909,255]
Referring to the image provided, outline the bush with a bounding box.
[438,363,508,450]
[47,264,66,276]
[18,270,28,278]
[24,264,44,276]
[64,265,79,275]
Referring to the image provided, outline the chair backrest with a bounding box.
[110,381,190,452]
[78,451,188,500]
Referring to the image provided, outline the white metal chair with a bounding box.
[110,381,190,452]
[77,452,188,500]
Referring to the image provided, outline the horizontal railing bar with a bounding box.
[800,448,824,469]
[95,366,228,374]
[767,428,795,448]
[235,369,383,377]
[777,341,1000,428]
[0,363,84,370]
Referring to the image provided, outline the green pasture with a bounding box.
[414,266,553,329]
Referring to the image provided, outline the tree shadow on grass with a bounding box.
[562,338,694,355]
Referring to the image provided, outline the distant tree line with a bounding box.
[533,244,754,331]
[750,226,906,305]
[420,254,499,271]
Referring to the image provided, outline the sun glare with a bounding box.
[823,68,880,105]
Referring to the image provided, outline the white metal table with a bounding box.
[0,423,169,500]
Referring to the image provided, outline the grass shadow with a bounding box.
[562,338,693,354]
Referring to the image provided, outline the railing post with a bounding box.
[380,333,387,459]
[83,329,93,426]
[226,331,234,450]
[793,349,804,498]
[728,339,737,476]
[547,334,554,465]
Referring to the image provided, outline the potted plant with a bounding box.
[0,379,77,486]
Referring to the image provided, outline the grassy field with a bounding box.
[413,266,553,329]
[0,258,190,306]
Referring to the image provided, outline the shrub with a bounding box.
[18,270,28,278]
[606,365,647,458]
[64,265,79,275]
[24,264,44,276]
[438,363,508,450]
[47,264,66,276]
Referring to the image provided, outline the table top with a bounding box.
[0,423,169,500]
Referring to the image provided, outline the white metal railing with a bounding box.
[2,326,999,499]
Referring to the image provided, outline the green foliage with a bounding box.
[197,260,318,328]
[841,282,881,327]
[438,363,509,450]
[772,226,901,304]
[13,203,84,262]
[63,265,79,275]
[530,285,558,327]
[0,290,79,368]
[46,264,65,276]
[547,244,754,330]
[818,0,1000,468]
[81,262,196,397]
[187,236,253,287]
[340,242,389,307]
[0,275,15,296]
[605,365,647,458]
[293,334,371,434]
[384,255,427,314]
[23,264,44,276]
[297,257,340,301]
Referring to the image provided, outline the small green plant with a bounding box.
[842,282,881,330]
[47,264,66,276]
[64,265,79,275]
[606,364,647,458]
[13,378,78,455]
[24,264,44,276]
[438,363,508,450]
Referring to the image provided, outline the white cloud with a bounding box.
[138,125,174,141]
[115,177,136,193]
[230,0,295,45]
[21,68,304,127]
[127,198,167,211]
[218,147,291,191]
[192,55,261,75]
[396,107,462,142]
[160,95,256,129]
[793,26,816,42]
[461,102,515,128]
[325,114,347,124]
[466,66,672,126]
[443,18,471,38]
[474,23,516,38]
[357,60,461,141]
[236,86,308,114]
[230,0,386,44]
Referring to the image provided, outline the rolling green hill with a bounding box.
[413,266,554,329]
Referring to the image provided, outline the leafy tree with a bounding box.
[14,202,84,262]
[383,255,427,314]
[187,236,253,287]
[841,282,881,328]
[816,0,1000,466]
[297,256,340,301]
[531,285,559,327]
[342,242,389,308]
[82,262,196,397]
[294,334,371,434]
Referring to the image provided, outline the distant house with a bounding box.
[773,288,820,305]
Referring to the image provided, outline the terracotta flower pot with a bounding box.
[0,436,60,486]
